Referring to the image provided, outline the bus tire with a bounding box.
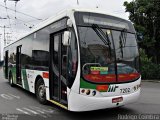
[9,72,14,87]
[36,78,48,104]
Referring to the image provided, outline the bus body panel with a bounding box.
[68,78,141,111]
[7,67,49,94]
[68,88,140,111]
[67,11,81,94]
[79,77,141,97]
[24,69,49,93]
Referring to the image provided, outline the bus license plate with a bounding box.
[112,97,123,103]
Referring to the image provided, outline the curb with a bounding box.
[142,80,160,83]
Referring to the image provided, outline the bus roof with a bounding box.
[5,8,130,48]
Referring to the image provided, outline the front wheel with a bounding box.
[36,79,48,104]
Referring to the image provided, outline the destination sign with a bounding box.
[83,15,129,29]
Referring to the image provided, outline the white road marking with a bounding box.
[36,111,48,118]
[16,108,31,115]
[8,93,20,99]
[0,94,13,100]
[29,106,55,113]
[23,108,39,115]
[42,109,54,113]
[33,108,53,118]
[23,107,48,118]
[36,110,45,114]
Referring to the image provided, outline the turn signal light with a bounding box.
[96,85,108,92]
[43,72,49,79]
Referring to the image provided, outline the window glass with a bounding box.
[67,29,78,87]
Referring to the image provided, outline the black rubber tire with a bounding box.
[36,78,48,104]
[9,72,14,87]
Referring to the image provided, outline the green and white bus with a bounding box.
[3,8,141,111]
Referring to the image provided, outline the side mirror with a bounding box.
[63,31,71,46]
[67,19,73,28]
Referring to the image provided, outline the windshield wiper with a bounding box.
[92,24,112,57]
[119,28,127,58]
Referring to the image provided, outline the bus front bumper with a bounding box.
[68,89,141,112]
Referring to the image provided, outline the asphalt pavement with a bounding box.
[0,67,160,120]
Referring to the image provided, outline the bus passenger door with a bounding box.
[50,32,68,106]
[16,45,22,85]
[4,51,8,79]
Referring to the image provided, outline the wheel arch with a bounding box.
[34,75,44,93]
[34,75,48,104]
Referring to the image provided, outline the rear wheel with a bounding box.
[36,78,47,104]
[9,72,14,87]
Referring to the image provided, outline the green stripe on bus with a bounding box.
[22,69,29,91]
[80,78,96,89]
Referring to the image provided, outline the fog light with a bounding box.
[92,90,96,96]
[86,89,90,95]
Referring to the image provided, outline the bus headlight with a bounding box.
[92,90,96,96]
[86,89,91,95]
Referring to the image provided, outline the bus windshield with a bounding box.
[75,12,140,83]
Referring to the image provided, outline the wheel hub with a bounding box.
[38,85,45,98]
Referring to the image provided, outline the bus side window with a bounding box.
[67,30,78,88]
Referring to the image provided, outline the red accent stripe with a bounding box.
[118,73,140,82]
[84,73,140,83]
[43,72,49,79]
